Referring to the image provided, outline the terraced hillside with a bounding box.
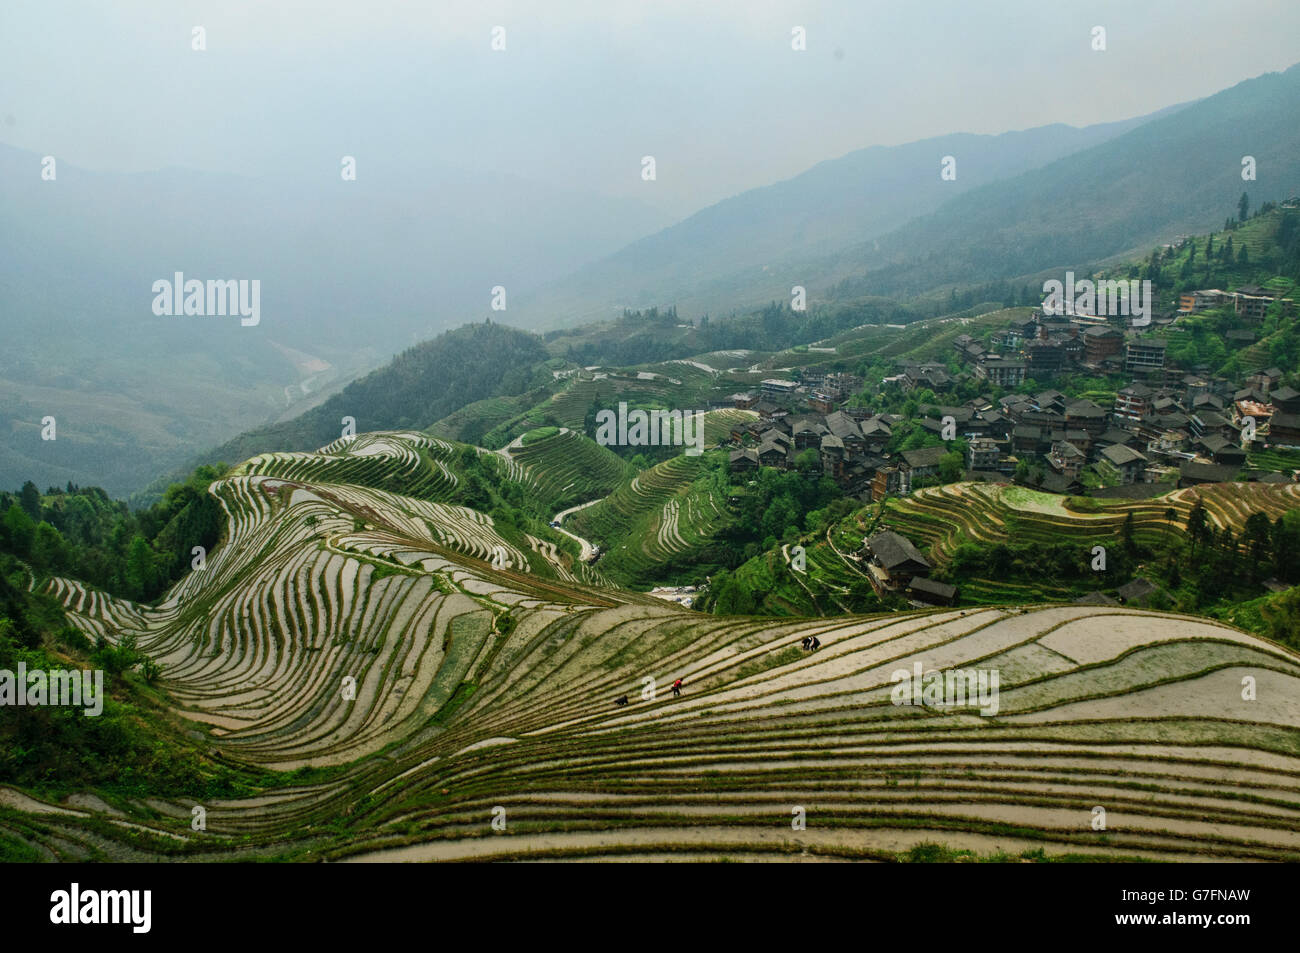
[238,431,465,500]
[568,453,733,586]
[504,428,633,510]
[885,481,1300,564]
[5,437,1300,863]
[701,408,758,446]
[231,430,593,584]
[704,518,888,618]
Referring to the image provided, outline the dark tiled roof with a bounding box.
[1101,444,1146,466]
[910,577,957,600]
[1074,591,1119,605]
[1179,460,1239,483]
[902,446,947,469]
[868,531,932,572]
[1117,577,1160,603]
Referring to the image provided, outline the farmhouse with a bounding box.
[1048,440,1085,478]
[902,445,947,480]
[1196,434,1247,467]
[859,417,893,451]
[1065,399,1108,436]
[1098,444,1148,484]
[1117,577,1162,607]
[821,411,864,453]
[1270,386,1300,414]
[756,442,789,467]
[728,448,758,471]
[1075,590,1119,606]
[1268,411,1300,447]
[864,530,932,589]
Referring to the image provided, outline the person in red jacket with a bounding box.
[672,678,683,697]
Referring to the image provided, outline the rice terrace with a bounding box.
[4,6,1300,915]
[4,430,1299,863]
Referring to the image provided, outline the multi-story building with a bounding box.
[967,437,1001,471]
[760,379,799,400]
[1234,286,1295,321]
[1124,338,1166,375]
[1026,340,1066,376]
[1082,325,1124,364]
[974,358,1026,388]
[870,465,910,501]
[1235,293,1275,322]
[1177,289,1230,314]
[1113,383,1155,423]
[808,392,836,414]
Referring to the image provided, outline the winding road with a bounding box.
[550,498,603,561]
[496,427,604,561]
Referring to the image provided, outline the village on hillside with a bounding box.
[725,281,1299,505]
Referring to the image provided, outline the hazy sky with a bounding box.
[4,1,1299,219]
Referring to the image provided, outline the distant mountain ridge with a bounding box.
[513,107,1184,327]
[823,63,1300,302]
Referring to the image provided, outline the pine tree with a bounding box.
[1187,502,1207,553]
[19,481,41,519]
[2,503,36,556]
[125,535,155,600]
